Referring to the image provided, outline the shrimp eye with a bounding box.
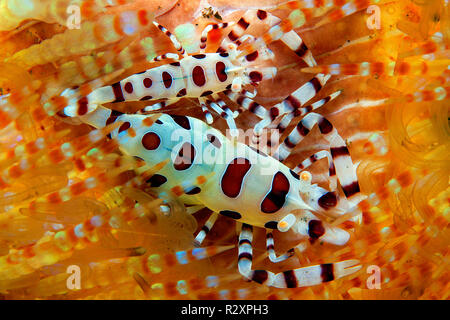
[300,171,312,182]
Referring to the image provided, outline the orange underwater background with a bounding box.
[0,0,448,299]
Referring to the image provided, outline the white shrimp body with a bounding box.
[82,106,351,246]
[85,53,241,106]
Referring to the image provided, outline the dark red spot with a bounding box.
[143,78,152,88]
[342,181,361,198]
[146,174,167,187]
[215,62,227,82]
[201,90,213,97]
[207,134,221,148]
[228,30,238,41]
[310,76,322,92]
[239,238,251,246]
[192,66,206,87]
[269,107,279,120]
[238,252,252,261]
[140,96,153,101]
[177,88,187,97]
[252,270,268,284]
[170,115,190,130]
[283,270,298,288]
[124,82,133,94]
[170,62,180,66]
[320,264,334,282]
[221,158,251,198]
[219,210,242,219]
[186,187,201,195]
[77,97,88,115]
[142,132,161,150]
[237,18,249,29]
[329,162,336,176]
[249,71,262,83]
[162,71,172,88]
[308,220,325,243]
[295,42,308,57]
[330,146,350,158]
[105,110,123,133]
[264,221,278,229]
[174,142,195,171]
[106,115,118,126]
[283,137,296,149]
[257,10,267,20]
[192,54,206,59]
[318,192,338,209]
[318,117,333,134]
[246,51,258,62]
[118,121,130,133]
[286,95,301,110]
[296,122,310,136]
[219,52,229,58]
[236,96,245,106]
[289,170,300,180]
[112,82,125,102]
[249,102,260,113]
[261,172,290,213]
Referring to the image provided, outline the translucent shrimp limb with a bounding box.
[301,59,450,77]
[0,0,178,31]
[5,8,155,70]
[0,0,114,31]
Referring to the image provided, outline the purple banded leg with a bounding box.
[274,112,363,205]
[199,22,234,52]
[153,21,187,57]
[194,212,218,246]
[293,150,337,191]
[265,230,295,263]
[238,223,360,288]
[138,98,180,113]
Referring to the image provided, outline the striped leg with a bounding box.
[216,10,271,52]
[225,89,267,120]
[254,74,331,135]
[268,90,341,147]
[292,210,351,245]
[216,8,313,68]
[274,112,363,205]
[223,8,313,66]
[200,97,238,136]
[151,52,180,63]
[295,150,337,191]
[266,230,295,263]
[238,223,360,288]
[152,21,187,57]
[199,22,234,52]
[199,100,214,124]
[194,211,219,246]
[137,98,180,113]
